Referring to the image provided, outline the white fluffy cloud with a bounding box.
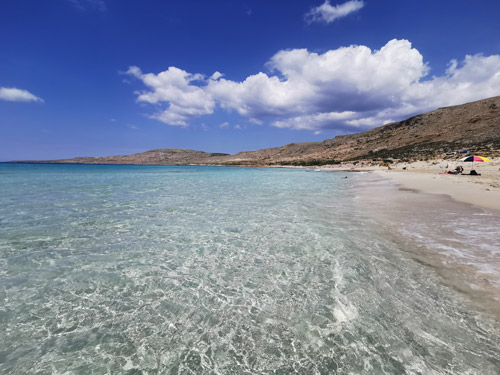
[273,111,357,131]
[127,39,500,132]
[127,66,215,126]
[0,87,44,102]
[305,0,365,24]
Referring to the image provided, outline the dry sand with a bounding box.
[319,157,500,212]
[380,158,500,212]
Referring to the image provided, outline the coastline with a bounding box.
[378,170,500,213]
[351,171,500,319]
[317,157,500,213]
[6,159,500,212]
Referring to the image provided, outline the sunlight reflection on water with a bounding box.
[1,164,500,374]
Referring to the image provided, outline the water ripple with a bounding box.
[1,164,500,374]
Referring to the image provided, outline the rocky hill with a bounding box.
[48,149,230,165]
[25,96,500,166]
[215,95,500,165]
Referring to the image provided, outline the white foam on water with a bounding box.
[353,172,500,289]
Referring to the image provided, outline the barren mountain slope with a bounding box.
[320,95,500,161]
[205,96,500,165]
[48,149,230,165]
[22,96,500,166]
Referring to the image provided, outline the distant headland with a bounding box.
[12,96,500,166]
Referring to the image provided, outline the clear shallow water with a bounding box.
[352,173,500,303]
[1,164,500,374]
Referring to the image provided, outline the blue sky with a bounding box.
[1,0,500,161]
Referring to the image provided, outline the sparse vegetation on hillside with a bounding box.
[21,96,500,166]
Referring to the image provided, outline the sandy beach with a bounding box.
[351,170,500,319]
[380,170,500,213]
[381,158,500,212]
[321,157,500,212]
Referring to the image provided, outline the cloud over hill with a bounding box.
[127,39,500,132]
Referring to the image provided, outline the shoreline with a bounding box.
[315,157,500,213]
[352,172,500,320]
[376,169,500,213]
[5,160,500,212]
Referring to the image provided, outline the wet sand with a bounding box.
[379,169,500,213]
[353,172,500,320]
[317,156,500,212]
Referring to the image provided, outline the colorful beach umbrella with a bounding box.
[459,155,491,162]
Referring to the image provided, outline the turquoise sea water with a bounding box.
[1,163,500,374]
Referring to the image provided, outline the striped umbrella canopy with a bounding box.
[459,155,491,162]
